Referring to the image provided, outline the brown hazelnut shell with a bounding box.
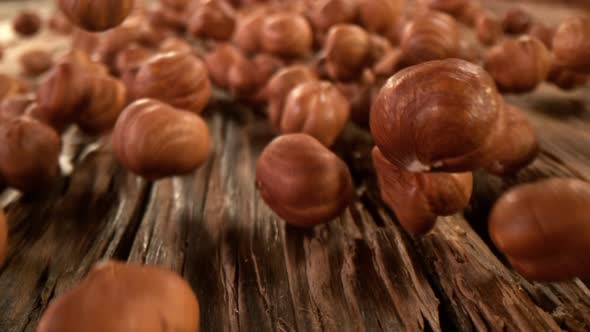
[58,0,135,32]
[420,0,469,16]
[528,23,555,50]
[134,52,211,114]
[324,24,371,81]
[232,6,267,53]
[548,63,589,90]
[37,260,200,332]
[260,13,313,58]
[255,133,353,227]
[0,74,27,101]
[372,146,473,235]
[12,9,41,37]
[370,58,505,173]
[77,76,127,135]
[0,114,61,192]
[484,36,551,93]
[357,0,404,35]
[305,0,358,33]
[188,0,236,41]
[0,94,35,117]
[113,99,210,180]
[475,10,502,46]
[502,7,532,35]
[552,16,590,73]
[204,44,243,89]
[281,81,350,147]
[19,49,53,78]
[489,178,590,281]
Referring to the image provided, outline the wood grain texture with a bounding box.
[0,1,589,331]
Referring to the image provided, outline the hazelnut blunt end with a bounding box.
[372,147,472,235]
[489,179,590,282]
[37,260,200,332]
[113,99,211,180]
[255,134,353,227]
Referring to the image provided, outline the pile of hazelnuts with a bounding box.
[0,0,587,330]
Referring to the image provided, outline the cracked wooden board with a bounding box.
[0,1,589,331]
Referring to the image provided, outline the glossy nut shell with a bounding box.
[58,0,135,32]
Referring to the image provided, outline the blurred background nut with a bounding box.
[548,63,589,90]
[419,0,469,16]
[260,13,313,58]
[12,9,41,37]
[370,59,505,173]
[255,134,353,227]
[485,36,551,93]
[357,0,404,35]
[372,146,473,235]
[113,99,211,180]
[324,24,371,81]
[188,0,236,41]
[204,43,243,89]
[58,0,135,32]
[0,74,27,101]
[48,12,73,35]
[114,44,154,76]
[502,7,532,35]
[527,23,554,49]
[0,94,35,118]
[489,178,590,282]
[133,51,211,114]
[19,49,54,78]
[0,114,61,193]
[552,16,590,73]
[475,10,502,46]
[280,81,350,147]
[232,6,267,53]
[76,76,127,135]
[305,0,358,35]
[37,260,200,332]
[400,10,461,66]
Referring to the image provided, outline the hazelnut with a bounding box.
[357,0,404,35]
[548,63,589,91]
[37,260,200,332]
[93,22,146,69]
[0,74,28,101]
[48,12,73,35]
[159,37,194,55]
[188,0,236,41]
[147,4,187,34]
[113,99,210,180]
[264,65,317,130]
[373,48,402,78]
[252,53,285,87]
[475,10,502,46]
[232,6,267,53]
[400,10,461,66]
[324,24,371,81]
[484,36,551,93]
[260,13,313,58]
[370,59,505,173]
[419,0,469,16]
[227,54,260,97]
[204,44,243,89]
[528,23,554,50]
[280,81,350,147]
[502,7,532,35]
[372,146,472,235]
[133,52,211,114]
[0,94,35,117]
[0,210,7,267]
[552,16,590,73]
[255,134,353,227]
[19,49,54,78]
[58,0,135,32]
[0,114,61,192]
[77,76,127,135]
[305,0,358,34]
[12,9,42,37]
[485,103,538,175]
[489,178,590,281]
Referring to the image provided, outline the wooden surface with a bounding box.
[0,1,589,332]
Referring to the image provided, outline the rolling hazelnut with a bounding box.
[475,10,502,46]
[188,0,236,41]
[260,13,313,58]
[0,210,6,267]
[12,9,41,37]
[264,65,317,130]
[400,10,461,66]
[280,81,350,147]
[528,23,554,50]
[37,260,200,332]
[232,6,267,53]
[324,24,371,81]
[357,0,404,35]
[489,178,590,281]
[0,114,61,192]
[484,36,551,93]
[373,146,472,235]
[502,7,532,35]
[548,63,589,90]
[77,76,127,135]
[305,0,358,34]
[552,16,590,73]
[485,103,538,175]
[370,59,505,173]
[19,49,53,78]
[113,99,210,180]
[256,133,353,227]
[58,0,135,32]
[0,74,27,101]
[133,52,211,114]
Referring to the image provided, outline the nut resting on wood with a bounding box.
[256,134,353,227]
[552,16,590,73]
[489,178,590,282]
[113,99,211,180]
[36,260,200,332]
